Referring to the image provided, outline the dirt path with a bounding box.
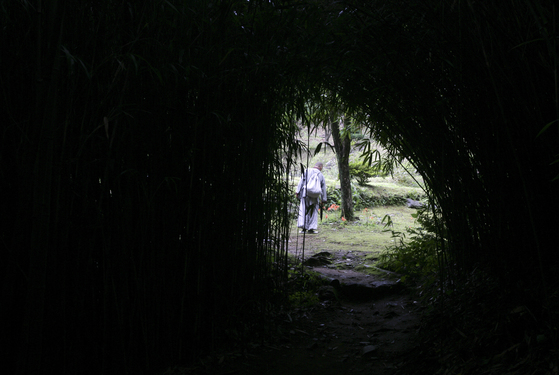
[240,232,422,375]
[236,288,421,375]
[212,236,421,374]
[168,231,422,375]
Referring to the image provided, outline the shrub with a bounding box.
[286,256,328,307]
[377,207,445,282]
[351,132,365,140]
[392,169,422,187]
[349,160,387,186]
[326,185,424,209]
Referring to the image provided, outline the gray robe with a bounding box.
[296,167,327,230]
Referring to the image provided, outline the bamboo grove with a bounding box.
[1,1,558,374]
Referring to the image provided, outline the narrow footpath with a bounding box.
[237,289,421,375]
[164,231,423,375]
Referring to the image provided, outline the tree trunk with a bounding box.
[323,123,332,143]
[330,115,354,221]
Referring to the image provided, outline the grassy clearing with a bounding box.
[291,205,419,251]
[289,128,426,279]
[365,178,424,195]
[289,205,421,277]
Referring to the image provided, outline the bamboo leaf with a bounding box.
[536,119,559,138]
[313,141,335,156]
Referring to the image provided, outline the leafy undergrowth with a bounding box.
[396,272,559,375]
[373,207,559,374]
[325,181,425,210]
[286,256,331,308]
[165,215,558,375]
[286,221,555,375]
[296,205,559,375]
[376,206,442,283]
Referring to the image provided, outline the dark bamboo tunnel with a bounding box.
[1,1,558,374]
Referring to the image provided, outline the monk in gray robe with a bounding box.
[296,162,327,233]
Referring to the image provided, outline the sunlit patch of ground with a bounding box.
[289,205,419,255]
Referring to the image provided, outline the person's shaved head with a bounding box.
[315,162,323,170]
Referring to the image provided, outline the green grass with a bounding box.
[364,178,424,195]
[291,206,416,261]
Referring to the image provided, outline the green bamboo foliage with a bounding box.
[337,0,559,292]
[1,1,303,373]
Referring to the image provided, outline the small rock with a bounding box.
[383,311,400,319]
[406,198,423,208]
[318,286,337,300]
[362,345,377,357]
[303,252,333,266]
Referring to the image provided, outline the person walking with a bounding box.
[296,162,327,234]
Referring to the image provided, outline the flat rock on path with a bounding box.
[311,267,404,301]
[302,250,405,301]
